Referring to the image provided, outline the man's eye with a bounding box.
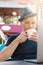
[32,22,35,24]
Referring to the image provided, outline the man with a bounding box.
[0,7,38,61]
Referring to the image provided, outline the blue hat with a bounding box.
[18,7,36,21]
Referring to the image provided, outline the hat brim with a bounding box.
[18,13,36,22]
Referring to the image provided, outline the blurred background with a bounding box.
[0,0,43,50]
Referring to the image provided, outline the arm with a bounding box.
[0,32,27,61]
[0,38,19,61]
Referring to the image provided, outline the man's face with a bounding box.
[20,16,37,31]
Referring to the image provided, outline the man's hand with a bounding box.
[28,32,38,42]
[16,32,27,44]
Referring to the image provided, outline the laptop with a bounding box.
[24,20,43,63]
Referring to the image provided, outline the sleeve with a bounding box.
[5,34,19,46]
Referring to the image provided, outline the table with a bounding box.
[0,61,43,65]
[0,24,23,34]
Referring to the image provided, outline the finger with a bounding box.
[33,32,38,35]
[31,35,38,40]
[31,35,38,38]
[25,31,27,34]
[23,32,28,37]
[30,37,38,42]
[25,31,28,37]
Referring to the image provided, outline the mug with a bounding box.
[27,28,37,38]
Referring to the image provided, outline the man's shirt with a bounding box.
[5,34,37,60]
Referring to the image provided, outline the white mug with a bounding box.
[27,29,37,38]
